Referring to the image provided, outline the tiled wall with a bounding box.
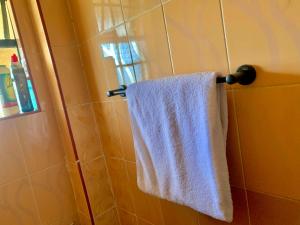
[40,0,300,225]
[0,0,78,224]
[36,0,119,224]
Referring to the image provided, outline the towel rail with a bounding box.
[106,64,256,97]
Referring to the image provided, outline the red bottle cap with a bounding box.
[11,54,19,63]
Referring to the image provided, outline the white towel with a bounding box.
[126,73,233,222]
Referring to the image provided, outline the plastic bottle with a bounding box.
[0,65,19,116]
[10,54,34,113]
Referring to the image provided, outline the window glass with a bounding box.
[0,0,39,119]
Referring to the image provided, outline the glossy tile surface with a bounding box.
[15,112,65,173]
[31,164,78,225]
[94,208,119,225]
[94,102,124,158]
[121,0,161,20]
[107,158,134,211]
[223,0,300,87]
[126,7,173,80]
[164,0,228,74]
[235,85,300,200]
[81,157,115,217]
[39,0,77,46]
[248,191,300,225]
[68,104,104,163]
[0,120,27,185]
[114,100,135,161]
[52,46,91,106]
[0,178,40,225]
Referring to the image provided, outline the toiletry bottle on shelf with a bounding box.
[0,65,19,116]
[10,54,34,113]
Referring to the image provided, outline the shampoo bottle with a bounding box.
[10,54,34,113]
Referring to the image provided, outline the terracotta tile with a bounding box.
[81,157,115,217]
[94,102,124,158]
[66,162,90,215]
[0,178,40,225]
[114,100,136,162]
[0,120,27,185]
[94,208,119,225]
[67,103,104,163]
[226,91,244,188]
[31,164,78,225]
[69,0,123,42]
[121,0,161,20]
[52,46,91,106]
[126,162,164,225]
[126,7,173,81]
[107,158,135,212]
[222,0,300,87]
[15,112,65,173]
[119,209,138,225]
[39,0,77,46]
[248,191,300,225]
[235,85,300,200]
[198,187,249,225]
[164,0,228,75]
[160,200,198,225]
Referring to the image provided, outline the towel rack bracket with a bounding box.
[234,65,256,85]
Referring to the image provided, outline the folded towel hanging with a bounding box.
[106,64,256,97]
[126,72,234,222]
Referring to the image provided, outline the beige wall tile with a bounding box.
[81,157,115,217]
[0,178,40,225]
[235,85,300,200]
[15,112,65,173]
[31,164,78,225]
[164,0,228,75]
[126,7,173,80]
[121,0,161,21]
[222,0,300,87]
[126,162,164,225]
[248,191,300,225]
[52,46,91,106]
[107,158,135,212]
[39,0,77,46]
[68,104,104,163]
[94,102,124,158]
[0,120,27,185]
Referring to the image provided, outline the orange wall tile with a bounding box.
[0,0,79,224]
[41,0,300,224]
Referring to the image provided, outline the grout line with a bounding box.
[13,121,43,225]
[230,90,252,225]
[161,0,175,75]
[218,0,232,73]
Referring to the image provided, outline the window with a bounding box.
[0,0,38,119]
